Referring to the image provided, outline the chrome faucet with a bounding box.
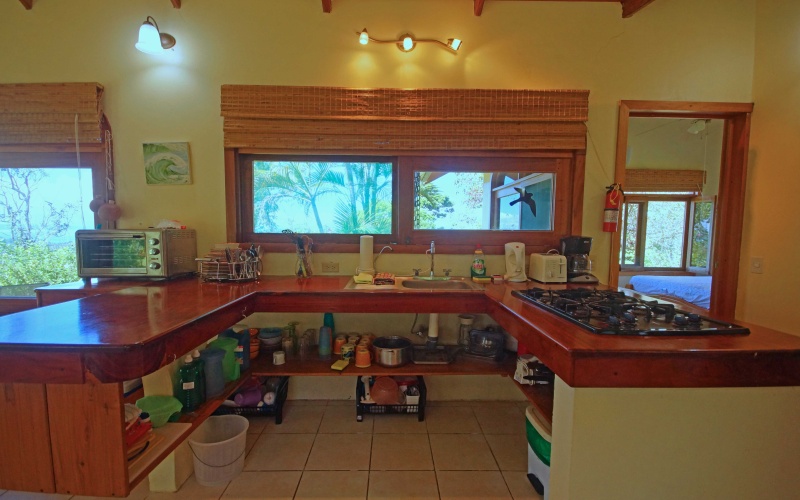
[425,240,435,278]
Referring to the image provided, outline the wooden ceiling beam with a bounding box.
[474,0,486,16]
[621,0,657,18]
[170,0,181,8]
[322,0,332,13]
[19,0,33,9]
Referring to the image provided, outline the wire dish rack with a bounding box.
[198,244,262,282]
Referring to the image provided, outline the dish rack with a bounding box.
[213,376,289,424]
[198,244,262,282]
[355,376,426,422]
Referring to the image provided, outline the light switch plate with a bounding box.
[750,257,764,274]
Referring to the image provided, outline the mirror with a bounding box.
[611,101,754,319]
[413,171,554,231]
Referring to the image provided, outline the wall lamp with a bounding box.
[135,16,176,54]
[357,28,462,54]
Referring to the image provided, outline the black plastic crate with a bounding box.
[355,376,426,422]
[213,376,289,424]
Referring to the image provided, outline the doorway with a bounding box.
[610,101,754,320]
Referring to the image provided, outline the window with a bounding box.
[620,195,714,272]
[236,154,576,251]
[0,154,104,297]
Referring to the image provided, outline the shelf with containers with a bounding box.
[356,375,427,422]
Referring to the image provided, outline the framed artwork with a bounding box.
[143,142,191,185]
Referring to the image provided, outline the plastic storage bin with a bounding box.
[135,395,182,428]
[355,376,426,422]
[526,405,552,499]
[188,415,249,486]
[207,337,239,382]
[213,376,289,424]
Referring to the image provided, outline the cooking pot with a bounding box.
[371,336,412,368]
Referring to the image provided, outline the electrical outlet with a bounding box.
[750,257,764,274]
[321,261,339,273]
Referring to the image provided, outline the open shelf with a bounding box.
[514,380,554,426]
[127,371,251,490]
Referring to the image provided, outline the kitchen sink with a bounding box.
[343,276,483,291]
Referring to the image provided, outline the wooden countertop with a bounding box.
[2,276,799,388]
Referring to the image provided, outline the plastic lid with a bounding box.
[184,355,193,363]
[191,349,201,358]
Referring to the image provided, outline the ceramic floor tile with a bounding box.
[288,399,331,406]
[319,405,373,434]
[305,433,372,470]
[437,470,512,499]
[429,434,498,471]
[367,471,440,500]
[148,475,228,500]
[293,470,368,500]
[502,470,544,500]
[1,493,73,500]
[485,434,528,471]
[473,405,525,435]
[425,400,474,407]
[425,406,481,434]
[71,477,149,500]
[245,432,259,456]
[220,471,301,499]
[244,433,315,471]
[370,433,433,471]
[245,416,267,434]
[261,405,325,434]
[326,399,356,406]
[372,413,428,434]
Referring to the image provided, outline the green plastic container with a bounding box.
[208,337,239,382]
[135,395,183,428]
[525,406,552,466]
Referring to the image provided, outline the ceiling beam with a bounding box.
[322,0,332,13]
[474,0,486,16]
[621,0,657,18]
[19,0,33,9]
[170,0,181,7]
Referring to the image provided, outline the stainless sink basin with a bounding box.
[343,276,483,291]
[401,278,482,290]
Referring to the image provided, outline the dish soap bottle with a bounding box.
[177,355,203,413]
[471,244,486,278]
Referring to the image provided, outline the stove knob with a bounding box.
[622,312,636,324]
[687,313,702,323]
[674,314,688,326]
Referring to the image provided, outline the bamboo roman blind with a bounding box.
[0,83,104,151]
[625,169,706,193]
[220,85,589,151]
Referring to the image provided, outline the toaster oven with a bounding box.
[75,228,197,279]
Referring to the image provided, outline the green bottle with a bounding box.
[471,245,486,277]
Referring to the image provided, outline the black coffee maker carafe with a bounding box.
[560,236,599,284]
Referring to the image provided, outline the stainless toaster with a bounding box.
[529,253,567,283]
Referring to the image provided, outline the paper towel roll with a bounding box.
[428,313,439,338]
[358,235,375,275]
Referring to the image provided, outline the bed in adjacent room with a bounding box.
[627,275,712,310]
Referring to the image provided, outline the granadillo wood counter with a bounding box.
[2,276,800,498]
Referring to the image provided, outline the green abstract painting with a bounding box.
[143,142,191,185]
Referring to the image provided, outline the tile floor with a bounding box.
[0,400,543,500]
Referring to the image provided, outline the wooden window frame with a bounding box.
[230,150,584,254]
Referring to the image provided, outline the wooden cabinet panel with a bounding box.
[0,383,55,492]
[46,379,128,497]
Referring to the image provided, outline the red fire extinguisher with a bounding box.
[603,184,624,232]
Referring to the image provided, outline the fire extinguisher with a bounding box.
[603,184,624,232]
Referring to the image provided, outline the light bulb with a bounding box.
[449,38,462,51]
[402,36,414,51]
[135,21,163,54]
[359,29,369,45]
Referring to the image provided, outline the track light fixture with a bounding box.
[135,16,176,54]
[356,28,462,54]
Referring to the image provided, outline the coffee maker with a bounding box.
[560,236,599,284]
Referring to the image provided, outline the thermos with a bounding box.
[318,326,332,360]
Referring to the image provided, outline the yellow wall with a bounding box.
[1,0,771,317]
[741,1,800,333]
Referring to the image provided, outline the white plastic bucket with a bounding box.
[188,415,249,486]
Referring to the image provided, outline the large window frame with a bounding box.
[620,193,715,274]
[232,152,581,253]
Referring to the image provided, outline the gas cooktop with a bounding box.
[512,288,750,336]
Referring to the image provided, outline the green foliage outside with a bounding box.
[690,202,712,268]
[0,242,78,292]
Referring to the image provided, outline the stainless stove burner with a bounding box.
[512,288,749,337]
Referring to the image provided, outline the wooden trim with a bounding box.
[19,0,33,9]
[170,0,181,8]
[474,0,486,16]
[621,0,657,18]
[224,149,238,243]
[321,0,332,13]
[0,297,37,316]
[570,152,585,234]
[610,100,753,320]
